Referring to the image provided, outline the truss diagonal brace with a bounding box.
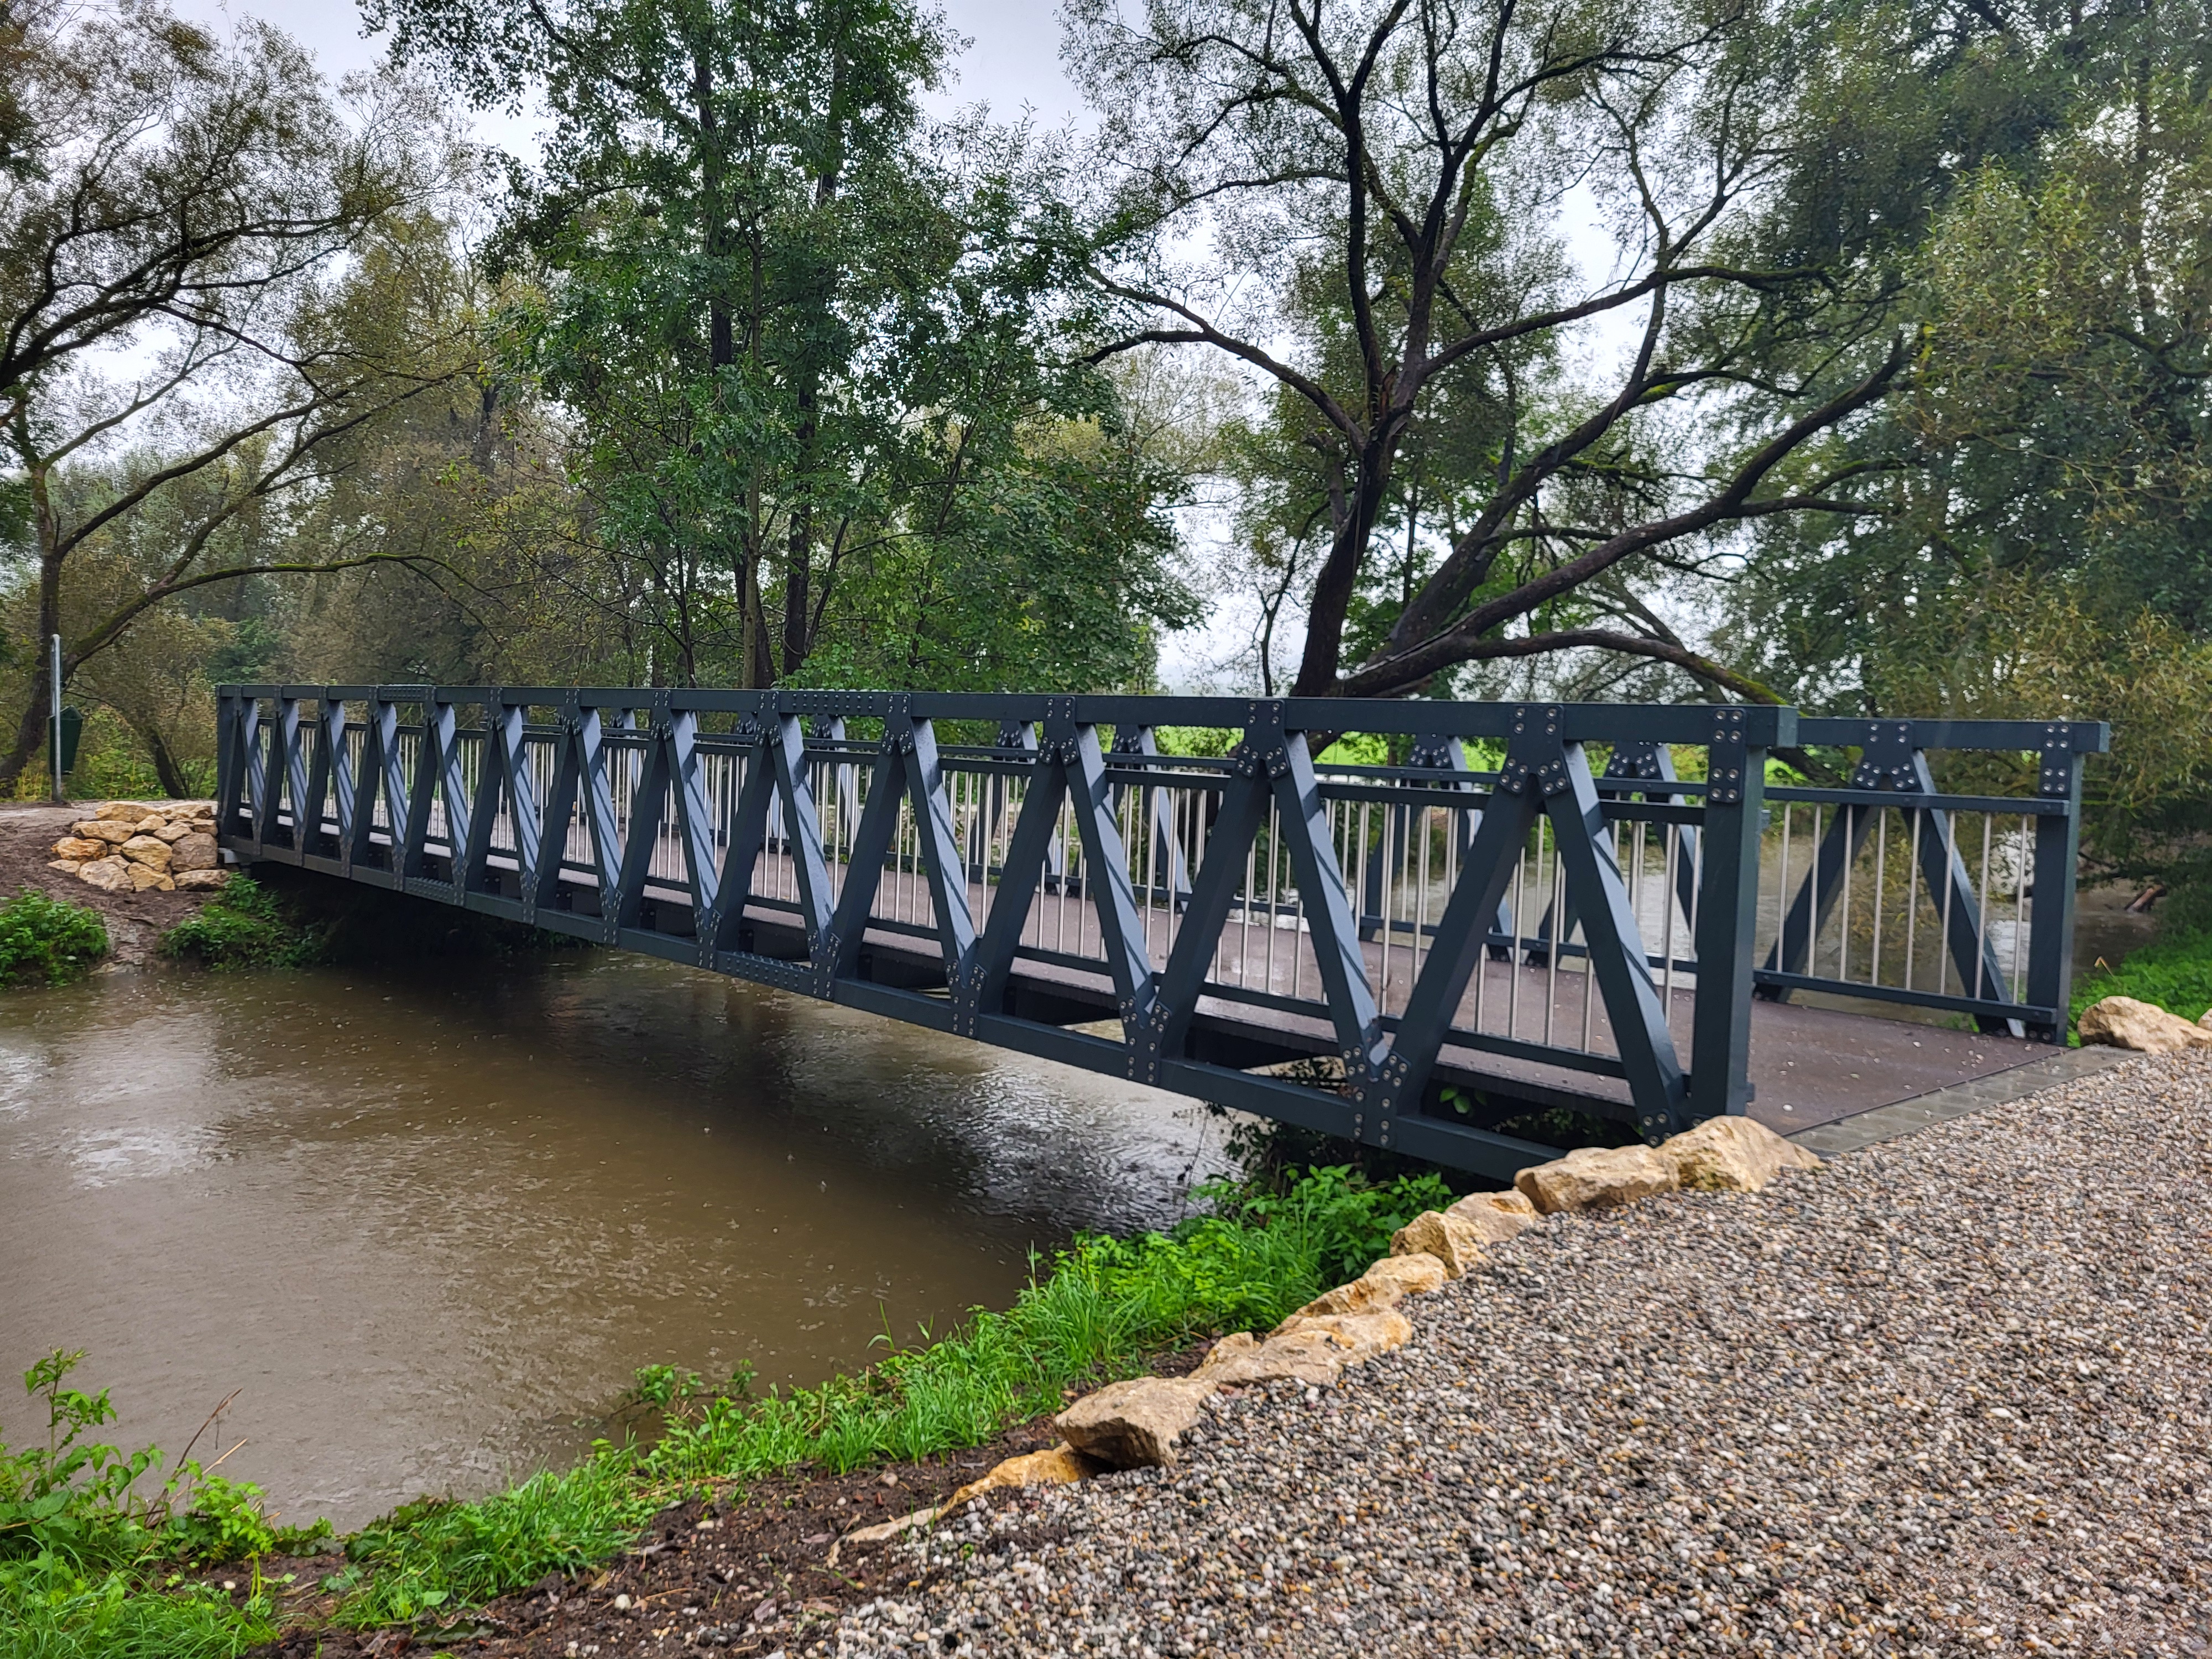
[1127,710,1277,1086]
[1259,705,1388,1089]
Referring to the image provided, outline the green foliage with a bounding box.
[329,1465,650,1627]
[158,1477,331,1568]
[2071,926,2212,1036]
[320,1164,1448,1624]
[0,889,107,987]
[156,878,320,971]
[0,1350,299,1659]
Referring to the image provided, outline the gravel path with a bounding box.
[828,1052,2212,1657]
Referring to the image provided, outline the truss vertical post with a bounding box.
[214,690,246,838]
[1688,707,1766,1121]
[2023,727,2085,1042]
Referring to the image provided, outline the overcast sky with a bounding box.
[176,0,1087,145]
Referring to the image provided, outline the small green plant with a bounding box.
[0,1350,293,1658]
[157,877,320,971]
[0,889,108,987]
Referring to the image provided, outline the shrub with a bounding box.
[156,877,319,971]
[2071,924,2212,1034]
[0,889,108,987]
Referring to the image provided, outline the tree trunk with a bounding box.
[1291,448,1392,696]
[0,441,64,795]
[142,725,192,799]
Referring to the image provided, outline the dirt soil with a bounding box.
[247,1345,1212,1658]
[0,801,219,964]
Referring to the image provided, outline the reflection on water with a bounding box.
[0,954,1225,1530]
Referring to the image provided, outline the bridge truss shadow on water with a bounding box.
[215,688,2106,1178]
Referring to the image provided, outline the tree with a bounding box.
[371,0,1194,693]
[1067,0,1910,700]
[0,0,462,791]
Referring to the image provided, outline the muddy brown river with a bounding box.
[0,954,1223,1532]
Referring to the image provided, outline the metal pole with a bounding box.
[49,633,62,804]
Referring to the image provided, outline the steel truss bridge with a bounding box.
[215,688,2106,1178]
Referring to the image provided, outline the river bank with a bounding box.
[0,802,222,964]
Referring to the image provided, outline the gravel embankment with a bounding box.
[828,1053,2212,1657]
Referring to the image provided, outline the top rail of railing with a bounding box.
[212,686,2106,1175]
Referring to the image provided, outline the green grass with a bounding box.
[156,876,321,971]
[2070,923,2212,1034]
[321,1164,1449,1627]
[1,1350,330,1659]
[0,889,108,988]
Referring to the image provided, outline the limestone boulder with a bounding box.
[1390,1209,1486,1277]
[1288,1251,1446,1319]
[92,802,154,822]
[944,1442,1100,1514]
[1658,1115,1822,1193]
[1446,1188,1542,1244]
[167,832,219,873]
[118,835,171,871]
[1055,1376,1216,1469]
[1515,1144,1680,1214]
[72,820,134,845]
[51,837,106,862]
[77,858,130,893]
[46,859,82,874]
[173,868,231,891]
[2077,995,2212,1054]
[1191,1329,1345,1388]
[132,814,168,835]
[127,863,174,893]
[1271,1308,1414,1365]
[153,821,197,844]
